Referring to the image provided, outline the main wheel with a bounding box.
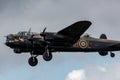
[43,52,52,61]
[28,57,38,66]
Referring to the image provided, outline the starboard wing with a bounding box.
[57,21,92,44]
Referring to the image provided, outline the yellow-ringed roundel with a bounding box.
[79,39,88,49]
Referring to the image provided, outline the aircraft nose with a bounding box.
[6,34,14,40]
[5,41,14,47]
[5,41,10,46]
[5,34,15,47]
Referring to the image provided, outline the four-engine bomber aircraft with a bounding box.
[5,21,120,66]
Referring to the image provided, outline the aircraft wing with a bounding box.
[57,21,92,44]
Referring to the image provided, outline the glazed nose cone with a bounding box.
[5,34,14,47]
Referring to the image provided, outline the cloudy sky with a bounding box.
[1,0,120,80]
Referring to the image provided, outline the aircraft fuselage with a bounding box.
[5,35,120,53]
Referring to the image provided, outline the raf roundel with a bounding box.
[79,39,88,49]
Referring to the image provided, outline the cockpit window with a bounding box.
[84,34,90,37]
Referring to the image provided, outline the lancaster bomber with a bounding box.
[5,21,120,66]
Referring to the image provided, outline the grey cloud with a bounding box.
[0,0,120,80]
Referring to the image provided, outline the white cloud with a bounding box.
[97,66,107,72]
[65,69,86,80]
[65,63,120,80]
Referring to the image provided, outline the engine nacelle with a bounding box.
[98,51,108,56]
[14,48,21,54]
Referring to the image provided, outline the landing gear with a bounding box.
[43,46,53,61]
[98,51,115,58]
[43,51,52,61]
[28,48,53,66]
[28,51,38,66]
[28,56,38,66]
[110,52,115,58]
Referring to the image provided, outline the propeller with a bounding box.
[40,27,47,40]
[28,27,48,46]
[28,27,50,50]
[40,27,50,47]
[43,27,46,34]
[27,28,31,35]
[27,28,34,41]
[29,27,47,41]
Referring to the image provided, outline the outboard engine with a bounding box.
[98,34,108,56]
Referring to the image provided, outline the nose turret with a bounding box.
[5,34,15,47]
[6,34,14,42]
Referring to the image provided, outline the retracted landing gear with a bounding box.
[110,52,115,58]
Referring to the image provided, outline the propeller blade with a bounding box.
[28,28,31,35]
[43,27,46,34]
[40,27,47,40]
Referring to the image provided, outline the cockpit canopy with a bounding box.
[17,31,29,36]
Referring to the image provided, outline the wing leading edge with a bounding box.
[57,21,92,44]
